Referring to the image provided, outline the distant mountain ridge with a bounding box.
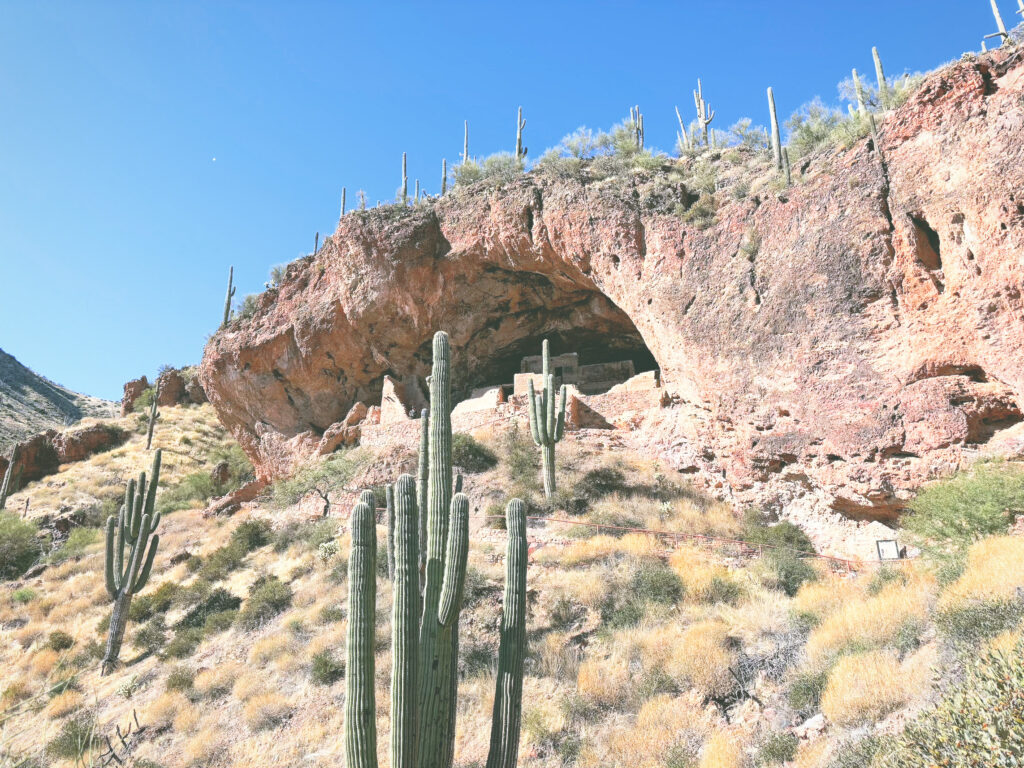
[0,347,115,453]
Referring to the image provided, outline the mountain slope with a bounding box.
[0,348,115,453]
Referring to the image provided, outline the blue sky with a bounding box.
[0,1,1008,400]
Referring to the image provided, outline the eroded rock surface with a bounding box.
[200,50,1024,522]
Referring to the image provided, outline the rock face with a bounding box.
[121,367,208,416]
[0,424,127,486]
[200,50,1024,522]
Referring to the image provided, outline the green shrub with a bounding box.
[166,666,195,692]
[481,152,524,185]
[231,518,273,551]
[238,576,292,629]
[47,630,74,651]
[631,559,683,605]
[318,605,345,623]
[273,518,337,553]
[755,731,799,766]
[882,645,1024,767]
[451,433,498,473]
[269,451,364,509]
[702,575,743,605]
[176,588,242,630]
[679,192,717,229]
[582,506,643,538]
[935,598,1024,649]
[867,566,909,595]
[133,387,156,414]
[0,513,39,579]
[785,99,844,160]
[788,668,829,715]
[310,651,345,685]
[49,526,101,564]
[743,512,815,553]
[574,466,629,501]
[46,715,98,760]
[163,627,203,659]
[828,736,891,768]
[902,461,1024,555]
[12,587,37,603]
[129,582,180,622]
[202,609,238,636]
[602,557,683,627]
[452,159,483,186]
[133,617,167,654]
[764,550,818,597]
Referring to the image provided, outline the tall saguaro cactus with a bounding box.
[989,0,1009,45]
[852,69,867,115]
[0,444,21,511]
[344,330,530,768]
[515,107,527,160]
[146,382,161,450]
[527,339,567,499]
[417,408,429,573]
[441,159,448,196]
[402,153,409,205]
[222,266,236,328]
[768,87,782,169]
[693,80,714,146]
[341,187,347,218]
[386,483,396,581]
[462,121,469,164]
[873,46,890,110]
[101,449,162,676]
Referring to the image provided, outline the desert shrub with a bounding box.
[130,582,180,622]
[133,386,156,414]
[451,433,498,473]
[48,526,100,564]
[46,715,98,760]
[902,461,1024,555]
[787,667,829,715]
[881,645,1024,767]
[231,518,273,551]
[273,518,337,552]
[310,651,345,685]
[163,627,203,659]
[47,630,74,651]
[481,152,523,185]
[935,598,1024,649]
[176,588,241,630]
[679,192,717,229]
[785,99,844,159]
[0,512,39,579]
[764,550,818,597]
[582,505,643,538]
[828,736,892,768]
[239,576,292,629]
[743,512,815,552]
[243,693,291,730]
[821,650,907,727]
[867,566,909,595]
[157,444,255,514]
[728,118,769,150]
[318,604,345,623]
[599,557,683,628]
[133,617,167,654]
[574,466,629,500]
[755,731,799,766]
[12,587,36,603]
[166,666,195,692]
[500,423,538,486]
[270,450,364,509]
[202,609,238,636]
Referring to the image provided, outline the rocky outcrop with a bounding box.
[0,424,127,485]
[121,367,207,416]
[200,50,1024,522]
[121,376,150,416]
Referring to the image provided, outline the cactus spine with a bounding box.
[345,495,378,768]
[222,265,236,328]
[852,68,867,115]
[402,153,409,205]
[527,339,567,499]
[873,47,890,110]
[344,332,528,768]
[693,80,714,146]
[515,107,527,160]
[0,445,20,511]
[768,87,782,169]
[101,449,162,676]
[145,381,161,450]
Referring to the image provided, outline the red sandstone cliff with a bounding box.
[200,49,1024,521]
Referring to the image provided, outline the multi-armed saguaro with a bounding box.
[693,79,714,146]
[101,449,162,676]
[344,331,529,768]
[527,339,567,499]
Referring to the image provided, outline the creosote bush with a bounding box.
[0,512,39,580]
[238,575,293,629]
[451,432,499,473]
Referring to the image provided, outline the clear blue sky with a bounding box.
[0,1,1007,400]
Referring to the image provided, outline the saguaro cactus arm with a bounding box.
[417,408,429,573]
[391,475,420,768]
[386,483,396,581]
[438,493,469,626]
[768,87,782,169]
[693,79,715,145]
[526,339,566,498]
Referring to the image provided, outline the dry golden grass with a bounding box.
[232,671,266,703]
[535,631,581,680]
[940,536,1024,607]
[27,649,60,677]
[173,699,202,733]
[13,625,43,650]
[243,692,293,730]
[699,732,744,768]
[577,652,630,708]
[184,725,225,766]
[194,661,244,698]
[605,692,713,768]
[665,620,736,699]
[669,546,740,603]
[793,739,831,768]
[806,572,934,663]
[820,649,908,726]
[250,633,296,665]
[44,690,82,719]
[144,691,188,729]
[793,576,861,622]
[540,532,658,566]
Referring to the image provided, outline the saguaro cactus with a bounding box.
[344,494,378,768]
[527,339,567,499]
[693,80,714,146]
[146,382,161,450]
[417,408,429,573]
[515,107,527,160]
[341,187,347,218]
[463,121,469,164]
[674,105,691,152]
[391,475,419,768]
[386,483,396,581]
[441,159,447,196]
[0,444,21,511]
[101,450,162,676]
[222,266,236,328]
[989,0,1009,45]
[852,69,867,115]
[402,153,409,205]
[873,47,890,110]
[768,87,782,169]
[782,147,792,187]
